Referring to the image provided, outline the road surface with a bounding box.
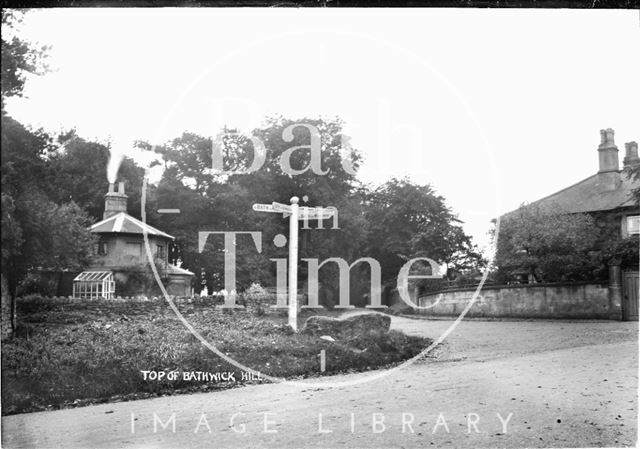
[2,317,638,448]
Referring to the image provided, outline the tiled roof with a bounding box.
[90,212,174,240]
[503,171,639,218]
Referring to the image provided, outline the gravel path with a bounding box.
[2,317,638,448]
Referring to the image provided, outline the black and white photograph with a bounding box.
[0,5,638,448]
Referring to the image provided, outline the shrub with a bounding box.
[17,273,58,297]
[243,283,271,316]
[115,264,169,297]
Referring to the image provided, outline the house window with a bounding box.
[94,239,108,255]
[156,244,165,259]
[125,242,142,257]
[627,215,640,236]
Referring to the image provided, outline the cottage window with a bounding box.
[156,244,165,259]
[627,215,640,236]
[97,239,108,255]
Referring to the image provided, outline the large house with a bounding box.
[500,128,639,320]
[72,182,194,299]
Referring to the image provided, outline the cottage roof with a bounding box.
[501,129,640,219]
[90,212,174,240]
[503,171,639,219]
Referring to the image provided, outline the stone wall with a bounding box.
[417,282,621,320]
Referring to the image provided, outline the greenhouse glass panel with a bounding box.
[73,271,115,299]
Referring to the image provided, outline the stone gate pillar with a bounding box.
[608,263,622,318]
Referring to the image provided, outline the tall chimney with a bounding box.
[103,182,128,219]
[597,128,619,173]
[623,141,640,169]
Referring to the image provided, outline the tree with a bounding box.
[601,235,639,270]
[1,10,49,111]
[144,119,485,305]
[493,203,601,283]
[363,177,485,288]
[143,116,368,294]
[11,192,95,273]
[1,117,96,333]
[48,132,148,222]
[142,132,215,196]
[1,14,103,334]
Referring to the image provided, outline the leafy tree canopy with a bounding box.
[1,10,49,110]
[47,131,148,222]
[1,116,96,303]
[493,203,602,283]
[143,125,484,298]
[364,177,485,285]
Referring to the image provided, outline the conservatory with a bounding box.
[73,271,115,299]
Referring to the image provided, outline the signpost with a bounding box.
[252,197,336,331]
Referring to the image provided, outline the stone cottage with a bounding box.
[73,182,194,299]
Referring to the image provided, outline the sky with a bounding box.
[5,8,640,253]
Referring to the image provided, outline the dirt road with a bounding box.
[2,317,638,448]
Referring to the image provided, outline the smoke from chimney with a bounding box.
[107,150,125,184]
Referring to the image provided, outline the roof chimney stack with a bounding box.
[597,128,619,173]
[623,141,639,169]
[103,181,128,220]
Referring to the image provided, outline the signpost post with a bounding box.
[287,197,299,330]
[252,197,336,332]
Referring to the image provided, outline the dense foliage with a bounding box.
[138,119,485,301]
[1,10,49,108]
[493,202,637,283]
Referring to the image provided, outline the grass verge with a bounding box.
[2,297,430,415]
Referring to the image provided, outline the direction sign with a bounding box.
[252,203,278,213]
[298,207,335,220]
[272,202,292,213]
